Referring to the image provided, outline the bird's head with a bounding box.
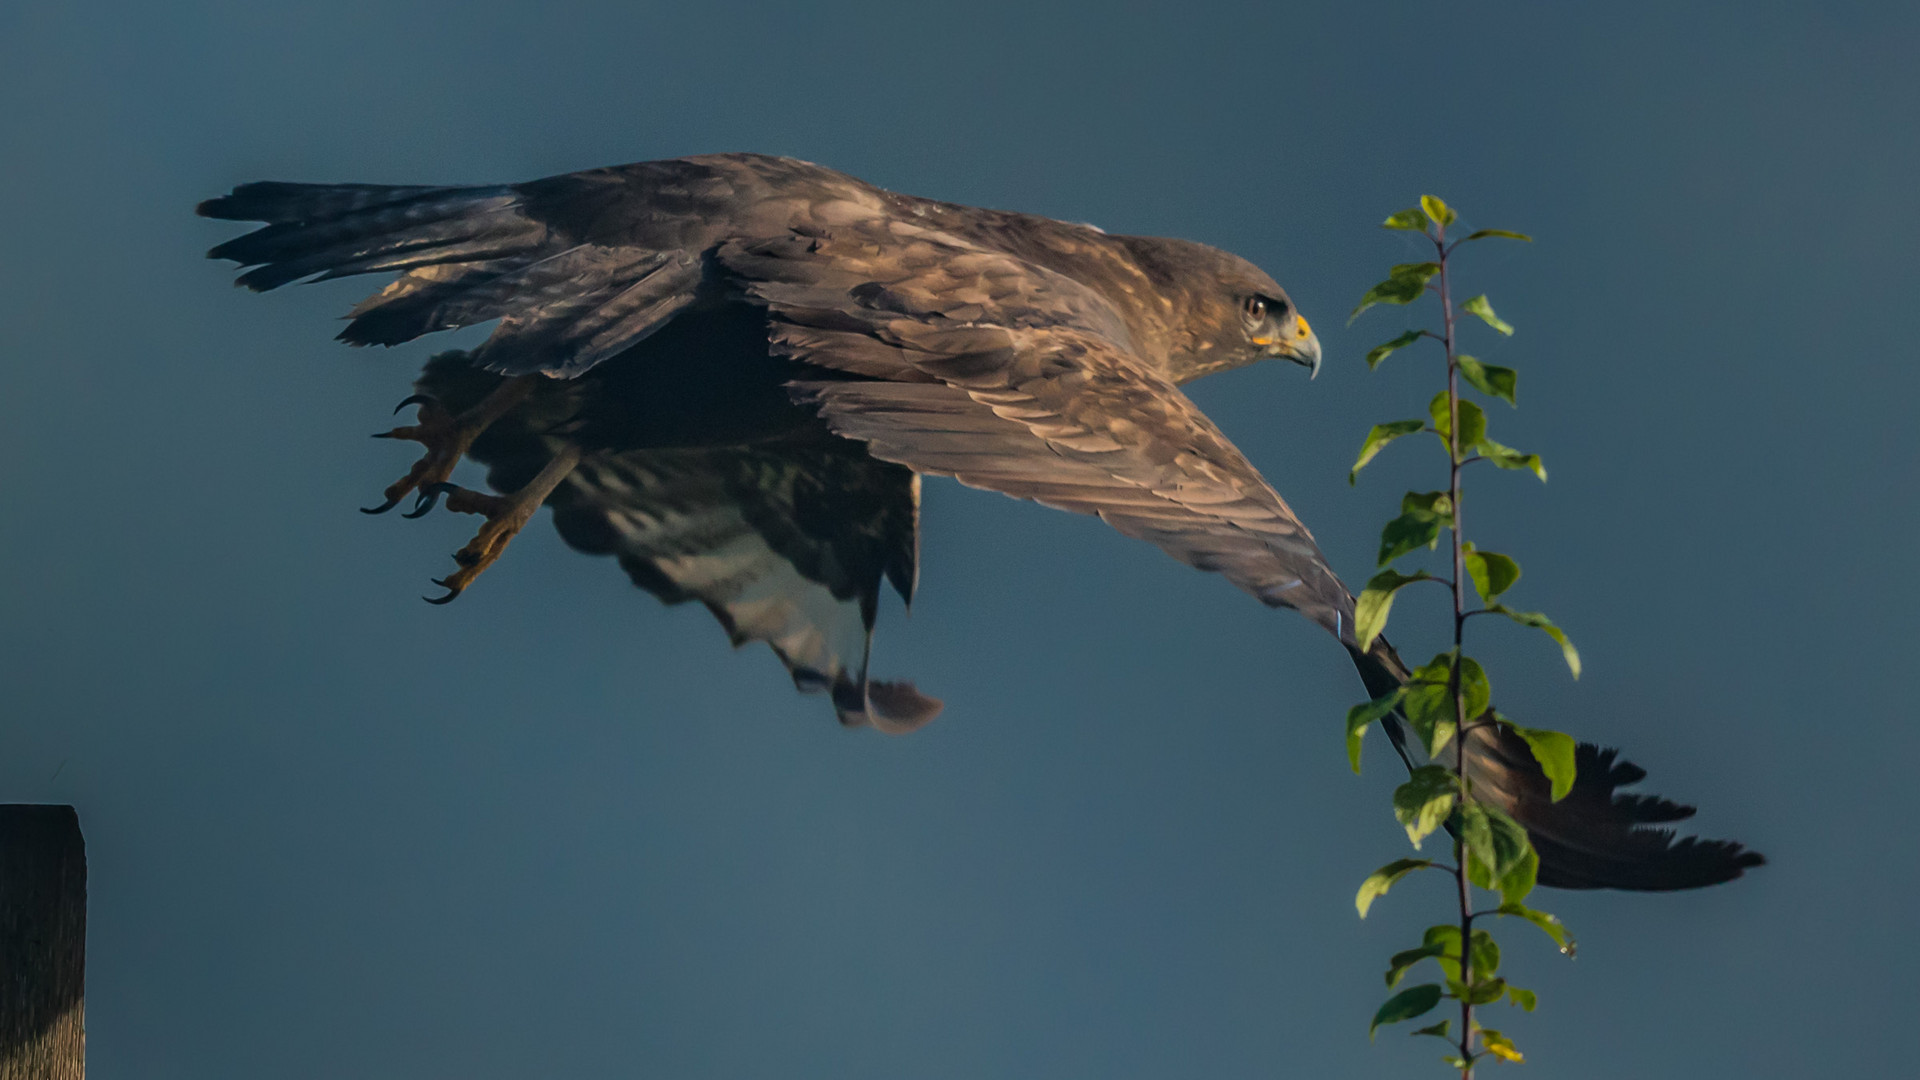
[1120,237,1322,384]
[1240,290,1321,379]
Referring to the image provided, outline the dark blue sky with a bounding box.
[3,2,1914,1076]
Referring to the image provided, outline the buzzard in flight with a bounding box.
[201,153,1759,890]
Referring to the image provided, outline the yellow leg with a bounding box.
[363,375,539,516]
[423,444,583,604]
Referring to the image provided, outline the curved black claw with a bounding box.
[361,491,406,515]
[423,577,463,605]
[402,485,447,519]
[393,393,436,415]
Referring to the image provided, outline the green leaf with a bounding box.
[1511,723,1577,801]
[1457,801,1493,872]
[1507,985,1539,1012]
[1354,569,1433,651]
[1456,355,1518,406]
[1495,843,1539,906]
[1481,1029,1525,1064]
[1356,858,1436,918]
[1382,207,1431,232]
[1386,943,1450,988]
[1345,688,1405,773]
[1458,802,1532,900]
[1410,1020,1452,1040]
[1350,262,1441,323]
[1377,490,1453,566]
[1455,654,1493,718]
[1462,548,1521,602]
[1402,490,1452,515]
[1486,604,1582,678]
[1469,929,1501,980]
[1451,976,1508,1006]
[1430,928,1503,990]
[1473,436,1547,481]
[1420,195,1458,227]
[1366,329,1428,370]
[1370,984,1443,1039]
[1429,392,1487,457]
[1441,1054,1476,1071]
[1402,654,1490,757]
[1460,294,1514,336]
[1422,925,1462,979]
[1467,837,1535,907]
[1349,419,1425,484]
[1494,902,1577,956]
[1393,766,1459,849]
[1461,228,1533,243]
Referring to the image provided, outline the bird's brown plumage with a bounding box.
[199,152,1760,889]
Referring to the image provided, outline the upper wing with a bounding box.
[718,221,1360,638]
[198,155,885,377]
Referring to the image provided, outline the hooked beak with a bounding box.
[1272,316,1322,379]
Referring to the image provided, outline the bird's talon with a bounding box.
[411,446,580,604]
[361,492,405,515]
[364,378,537,528]
[403,488,443,518]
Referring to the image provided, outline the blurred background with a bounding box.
[2,2,1912,1076]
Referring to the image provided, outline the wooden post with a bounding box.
[1,806,85,1080]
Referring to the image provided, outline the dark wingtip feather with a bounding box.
[198,181,532,299]
[1507,739,1766,891]
[197,183,276,222]
[337,308,422,347]
[1353,642,1764,892]
[197,182,324,223]
[198,180,447,223]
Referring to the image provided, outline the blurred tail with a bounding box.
[1347,638,1764,891]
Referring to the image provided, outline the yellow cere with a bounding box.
[1296,316,1313,337]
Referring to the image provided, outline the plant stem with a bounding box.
[1437,222,1476,1079]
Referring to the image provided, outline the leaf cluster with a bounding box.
[1342,196,1588,1074]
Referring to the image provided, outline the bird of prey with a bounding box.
[200,152,1760,890]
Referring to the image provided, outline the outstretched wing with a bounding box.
[415,355,940,733]
[717,221,1359,638]
[198,155,886,377]
[720,220,1765,891]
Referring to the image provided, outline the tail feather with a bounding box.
[1348,640,1764,891]
[834,677,945,735]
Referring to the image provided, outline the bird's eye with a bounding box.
[1243,296,1268,323]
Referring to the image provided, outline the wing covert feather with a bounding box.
[726,224,1357,636]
